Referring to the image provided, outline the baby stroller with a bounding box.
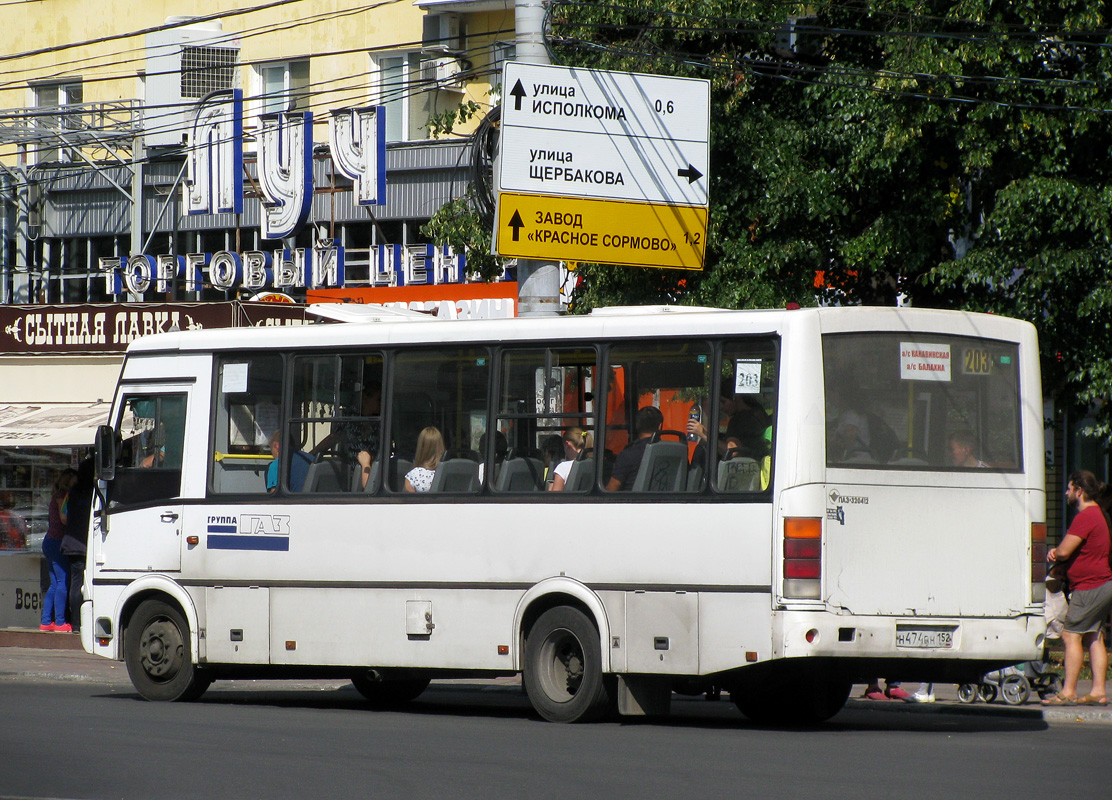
[957,664,1033,706]
[1021,657,1064,700]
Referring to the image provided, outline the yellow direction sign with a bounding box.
[495,193,707,270]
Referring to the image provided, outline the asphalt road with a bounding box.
[2,649,1110,800]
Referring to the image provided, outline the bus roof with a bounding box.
[121,305,1034,356]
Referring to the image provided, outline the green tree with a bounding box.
[546,0,1112,432]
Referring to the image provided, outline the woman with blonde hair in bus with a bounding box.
[549,428,593,491]
[1043,470,1112,706]
[404,427,445,493]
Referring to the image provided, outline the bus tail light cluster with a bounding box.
[783,517,822,600]
[1031,522,1047,603]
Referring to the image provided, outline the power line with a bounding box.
[0,0,419,87]
[0,0,318,63]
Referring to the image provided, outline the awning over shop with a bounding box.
[0,402,112,448]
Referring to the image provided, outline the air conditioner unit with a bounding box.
[145,19,239,147]
[421,57,464,90]
[422,14,461,52]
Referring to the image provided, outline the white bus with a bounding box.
[83,305,1047,723]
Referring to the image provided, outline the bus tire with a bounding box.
[523,606,612,723]
[351,671,430,706]
[124,599,211,702]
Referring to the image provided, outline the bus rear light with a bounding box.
[785,539,821,559]
[1031,522,1047,603]
[783,517,822,599]
[805,628,818,644]
[785,560,821,580]
[784,517,822,539]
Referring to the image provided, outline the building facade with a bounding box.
[0,0,515,306]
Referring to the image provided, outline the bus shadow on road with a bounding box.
[96,685,1052,733]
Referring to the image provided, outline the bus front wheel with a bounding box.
[523,606,613,723]
[124,599,211,702]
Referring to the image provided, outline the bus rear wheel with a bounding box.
[732,669,850,725]
[523,606,612,723]
[124,599,211,702]
[350,671,430,706]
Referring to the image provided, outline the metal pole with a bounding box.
[0,172,8,304]
[513,0,561,317]
[13,169,30,302]
[128,132,145,301]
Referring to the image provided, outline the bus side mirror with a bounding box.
[95,424,117,482]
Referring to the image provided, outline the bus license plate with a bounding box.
[895,628,954,649]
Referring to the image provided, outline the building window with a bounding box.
[181,46,238,99]
[377,53,428,143]
[490,41,515,88]
[32,82,82,163]
[254,60,310,118]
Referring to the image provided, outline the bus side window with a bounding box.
[604,340,712,493]
[389,347,489,495]
[291,353,384,493]
[210,355,283,495]
[495,347,597,493]
[715,343,777,493]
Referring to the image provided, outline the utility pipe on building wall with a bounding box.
[513,0,561,317]
[0,171,8,304]
[13,168,30,303]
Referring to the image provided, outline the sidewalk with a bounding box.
[846,682,1112,726]
[3,628,1110,724]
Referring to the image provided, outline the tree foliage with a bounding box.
[544,0,1112,433]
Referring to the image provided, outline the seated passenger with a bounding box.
[477,430,509,484]
[405,426,445,493]
[311,381,381,490]
[831,409,872,462]
[724,397,773,489]
[605,406,663,492]
[266,432,312,493]
[947,429,988,468]
[550,428,593,491]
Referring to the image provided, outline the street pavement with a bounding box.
[3,628,1111,725]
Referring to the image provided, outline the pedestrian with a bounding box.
[861,680,910,701]
[40,468,76,632]
[61,457,95,633]
[1042,470,1112,706]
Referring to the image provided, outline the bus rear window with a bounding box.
[823,333,1021,471]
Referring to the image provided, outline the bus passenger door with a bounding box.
[96,389,191,574]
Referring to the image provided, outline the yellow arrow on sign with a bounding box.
[495,193,707,271]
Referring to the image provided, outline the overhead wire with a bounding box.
[0,36,510,182]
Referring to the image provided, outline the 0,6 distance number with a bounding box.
[654,99,675,114]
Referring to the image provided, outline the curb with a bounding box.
[0,628,83,651]
[846,696,1112,725]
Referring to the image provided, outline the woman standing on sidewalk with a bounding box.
[40,468,76,633]
[1043,470,1112,706]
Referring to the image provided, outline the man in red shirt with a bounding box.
[1044,470,1112,706]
